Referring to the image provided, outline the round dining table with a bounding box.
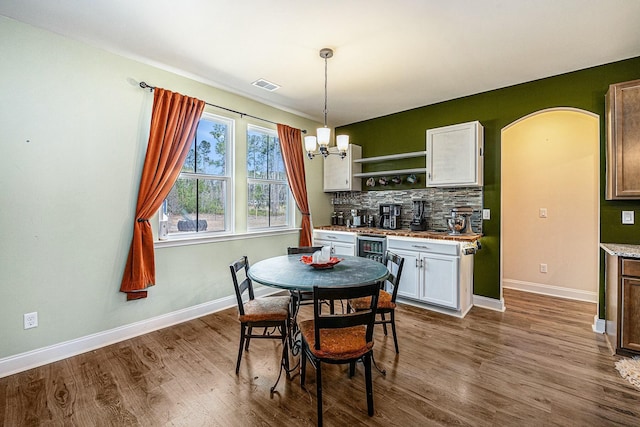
[247,254,389,291]
[247,254,389,393]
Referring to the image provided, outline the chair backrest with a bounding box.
[287,246,323,255]
[384,250,405,303]
[229,255,254,316]
[312,283,380,350]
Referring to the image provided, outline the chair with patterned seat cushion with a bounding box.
[229,255,291,375]
[298,282,380,427]
[349,250,405,353]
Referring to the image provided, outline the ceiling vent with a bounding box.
[252,78,280,92]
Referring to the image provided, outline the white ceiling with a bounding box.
[2,0,640,127]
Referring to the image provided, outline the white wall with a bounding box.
[501,109,599,301]
[0,16,329,364]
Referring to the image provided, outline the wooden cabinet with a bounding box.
[426,121,483,187]
[605,79,640,200]
[323,144,362,192]
[621,259,640,352]
[605,253,640,356]
[387,236,474,316]
[313,229,356,256]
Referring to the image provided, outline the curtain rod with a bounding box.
[139,82,306,133]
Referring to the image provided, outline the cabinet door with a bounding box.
[606,79,640,199]
[332,242,355,257]
[621,277,640,352]
[323,144,362,192]
[426,121,483,187]
[420,253,459,309]
[393,249,420,300]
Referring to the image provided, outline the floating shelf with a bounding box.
[354,151,426,163]
[353,168,427,178]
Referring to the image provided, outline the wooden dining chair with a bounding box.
[349,250,405,353]
[229,255,291,375]
[298,282,380,426]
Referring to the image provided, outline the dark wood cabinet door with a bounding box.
[622,277,640,352]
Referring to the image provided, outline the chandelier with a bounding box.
[304,48,349,159]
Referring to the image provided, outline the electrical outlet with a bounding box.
[540,263,548,273]
[482,209,491,220]
[24,312,38,329]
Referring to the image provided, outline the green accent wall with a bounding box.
[338,56,640,315]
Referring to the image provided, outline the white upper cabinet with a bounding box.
[323,144,362,192]
[426,121,484,187]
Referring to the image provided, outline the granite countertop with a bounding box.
[600,243,640,258]
[316,225,482,242]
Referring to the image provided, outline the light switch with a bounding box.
[539,208,547,218]
[482,209,490,220]
[622,211,634,225]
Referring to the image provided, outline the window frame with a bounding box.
[246,124,294,231]
[158,111,235,241]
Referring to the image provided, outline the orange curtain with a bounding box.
[277,124,313,246]
[120,88,205,300]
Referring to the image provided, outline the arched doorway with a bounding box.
[501,108,599,306]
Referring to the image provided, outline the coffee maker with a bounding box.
[410,199,427,231]
[379,204,401,229]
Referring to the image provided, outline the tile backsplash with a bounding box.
[330,187,483,233]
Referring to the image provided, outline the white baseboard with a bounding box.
[502,279,597,303]
[0,287,278,379]
[472,294,506,312]
[592,314,605,334]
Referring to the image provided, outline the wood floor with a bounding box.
[1,289,638,426]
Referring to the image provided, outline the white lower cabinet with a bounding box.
[313,230,356,256]
[388,236,473,316]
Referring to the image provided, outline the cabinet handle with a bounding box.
[415,259,419,268]
[420,259,424,268]
[327,236,337,240]
[412,245,430,250]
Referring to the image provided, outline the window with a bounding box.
[247,125,291,229]
[161,113,233,237]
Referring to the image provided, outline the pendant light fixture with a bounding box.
[304,48,349,159]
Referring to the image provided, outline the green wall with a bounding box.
[338,56,640,312]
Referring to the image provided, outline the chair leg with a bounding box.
[245,326,252,351]
[381,312,388,335]
[236,324,246,374]
[300,344,307,388]
[364,353,374,416]
[316,361,323,427]
[281,322,290,376]
[349,361,356,377]
[391,310,399,353]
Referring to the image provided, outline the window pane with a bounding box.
[165,177,226,233]
[269,183,289,227]
[198,179,226,232]
[189,119,227,175]
[247,183,270,229]
[269,137,286,181]
[247,130,268,179]
[165,177,197,233]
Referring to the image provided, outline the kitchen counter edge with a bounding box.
[315,226,482,242]
[600,243,640,259]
